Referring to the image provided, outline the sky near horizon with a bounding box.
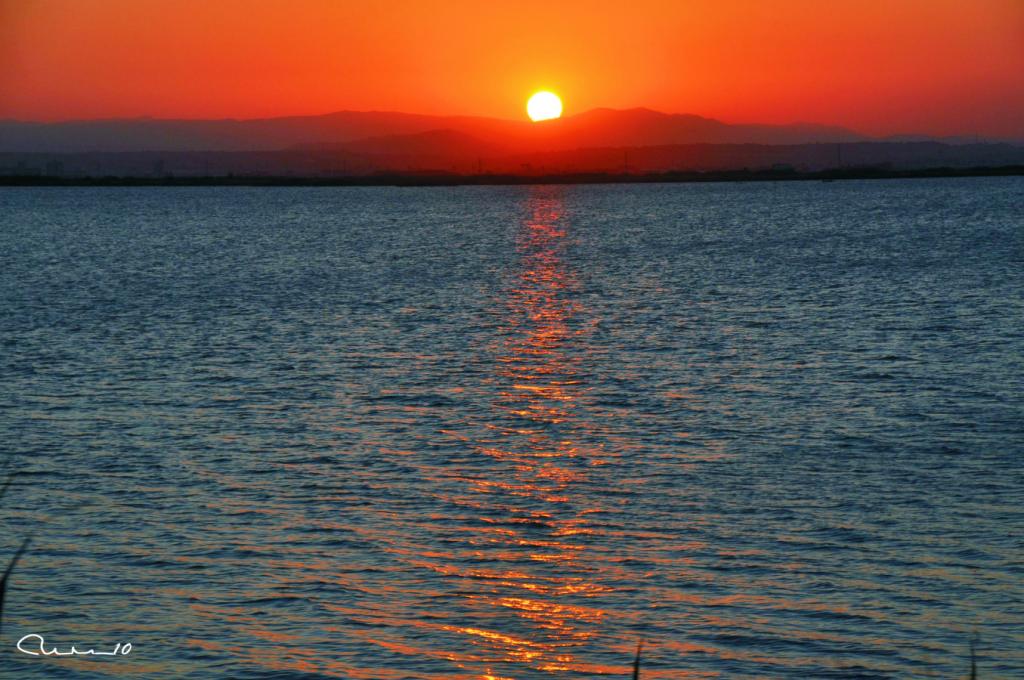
[1,0,1022,138]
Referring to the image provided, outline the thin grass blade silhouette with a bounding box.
[969,632,978,680]
[632,640,643,680]
[0,537,31,636]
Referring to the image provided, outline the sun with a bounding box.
[527,91,562,122]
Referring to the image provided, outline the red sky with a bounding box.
[1,0,1022,137]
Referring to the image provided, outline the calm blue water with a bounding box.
[1,179,1022,679]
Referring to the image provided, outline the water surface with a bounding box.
[1,179,1022,678]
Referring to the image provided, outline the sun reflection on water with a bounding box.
[446,189,615,675]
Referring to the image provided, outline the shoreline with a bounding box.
[1,165,1022,187]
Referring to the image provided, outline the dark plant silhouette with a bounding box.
[969,632,979,680]
[2,469,31,637]
[632,640,643,680]
[0,537,31,636]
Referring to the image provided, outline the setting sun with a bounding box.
[527,91,562,122]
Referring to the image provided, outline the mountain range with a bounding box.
[0,107,956,153]
[1,108,1020,176]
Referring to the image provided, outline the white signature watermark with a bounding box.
[16,633,132,657]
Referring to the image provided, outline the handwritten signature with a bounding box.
[17,633,132,657]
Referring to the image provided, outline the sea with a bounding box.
[1,178,1021,679]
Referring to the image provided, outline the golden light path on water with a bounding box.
[455,193,609,675]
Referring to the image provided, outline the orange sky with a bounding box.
[1,0,1022,137]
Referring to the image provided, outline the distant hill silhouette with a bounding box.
[523,107,869,149]
[0,107,873,154]
[0,111,522,153]
[2,107,1021,177]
